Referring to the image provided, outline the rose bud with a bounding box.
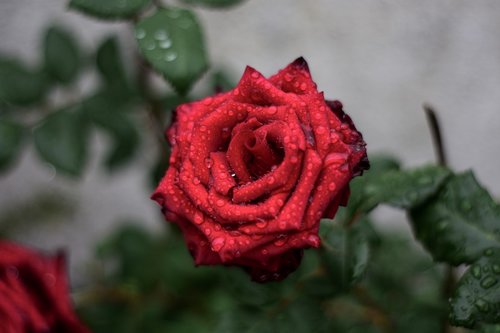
[152,58,369,282]
[0,241,90,332]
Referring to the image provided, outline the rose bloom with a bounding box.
[0,241,90,333]
[153,58,368,282]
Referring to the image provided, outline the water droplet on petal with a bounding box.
[192,177,201,185]
[194,212,204,224]
[261,249,269,255]
[328,182,336,191]
[267,106,277,114]
[204,157,213,168]
[203,97,213,105]
[216,199,225,207]
[256,219,268,228]
[267,176,275,185]
[307,234,320,247]
[211,237,225,252]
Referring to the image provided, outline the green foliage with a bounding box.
[135,7,209,94]
[410,171,500,265]
[82,92,140,171]
[69,0,152,19]
[33,106,89,176]
[0,57,48,106]
[43,26,81,84]
[450,248,500,328]
[0,119,25,171]
[96,36,134,95]
[179,0,246,8]
[319,220,373,292]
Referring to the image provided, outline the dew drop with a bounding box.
[481,276,497,289]
[135,28,146,39]
[299,82,307,90]
[192,177,201,185]
[267,106,277,114]
[328,182,336,191]
[471,265,482,279]
[211,237,225,252]
[261,249,269,255]
[159,39,172,49]
[256,219,268,229]
[274,236,287,247]
[164,51,177,62]
[475,298,489,313]
[216,199,225,207]
[204,228,211,235]
[204,157,213,168]
[307,234,320,247]
[316,126,326,135]
[145,41,156,50]
[154,29,168,40]
[194,212,204,224]
[267,176,275,185]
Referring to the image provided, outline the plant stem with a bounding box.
[423,104,447,166]
[423,104,457,333]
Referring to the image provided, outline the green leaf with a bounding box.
[43,26,80,84]
[135,7,209,94]
[450,248,500,328]
[0,57,48,106]
[82,92,140,170]
[410,171,500,265]
[33,106,89,176]
[96,36,132,93]
[69,0,152,19]
[0,119,24,171]
[320,221,372,291]
[179,0,245,8]
[362,165,452,210]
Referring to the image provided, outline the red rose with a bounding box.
[152,58,368,282]
[0,241,90,333]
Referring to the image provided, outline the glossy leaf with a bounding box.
[0,119,24,171]
[96,36,132,94]
[320,221,372,291]
[179,0,245,8]
[135,7,209,94]
[43,26,80,84]
[450,248,500,328]
[33,106,89,176]
[410,171,500,265]
[69,0,152,19]
[0,57,48,106]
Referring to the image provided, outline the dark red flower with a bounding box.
[0,241,90,333]
[152,58,368,282]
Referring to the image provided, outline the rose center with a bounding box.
[244,133,284,178]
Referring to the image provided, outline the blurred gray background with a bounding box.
[1,0,499,283]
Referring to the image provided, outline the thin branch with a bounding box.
[423,104,448,166]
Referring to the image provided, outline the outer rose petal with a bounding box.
[152,58,369,282]
[0,241,90,333]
